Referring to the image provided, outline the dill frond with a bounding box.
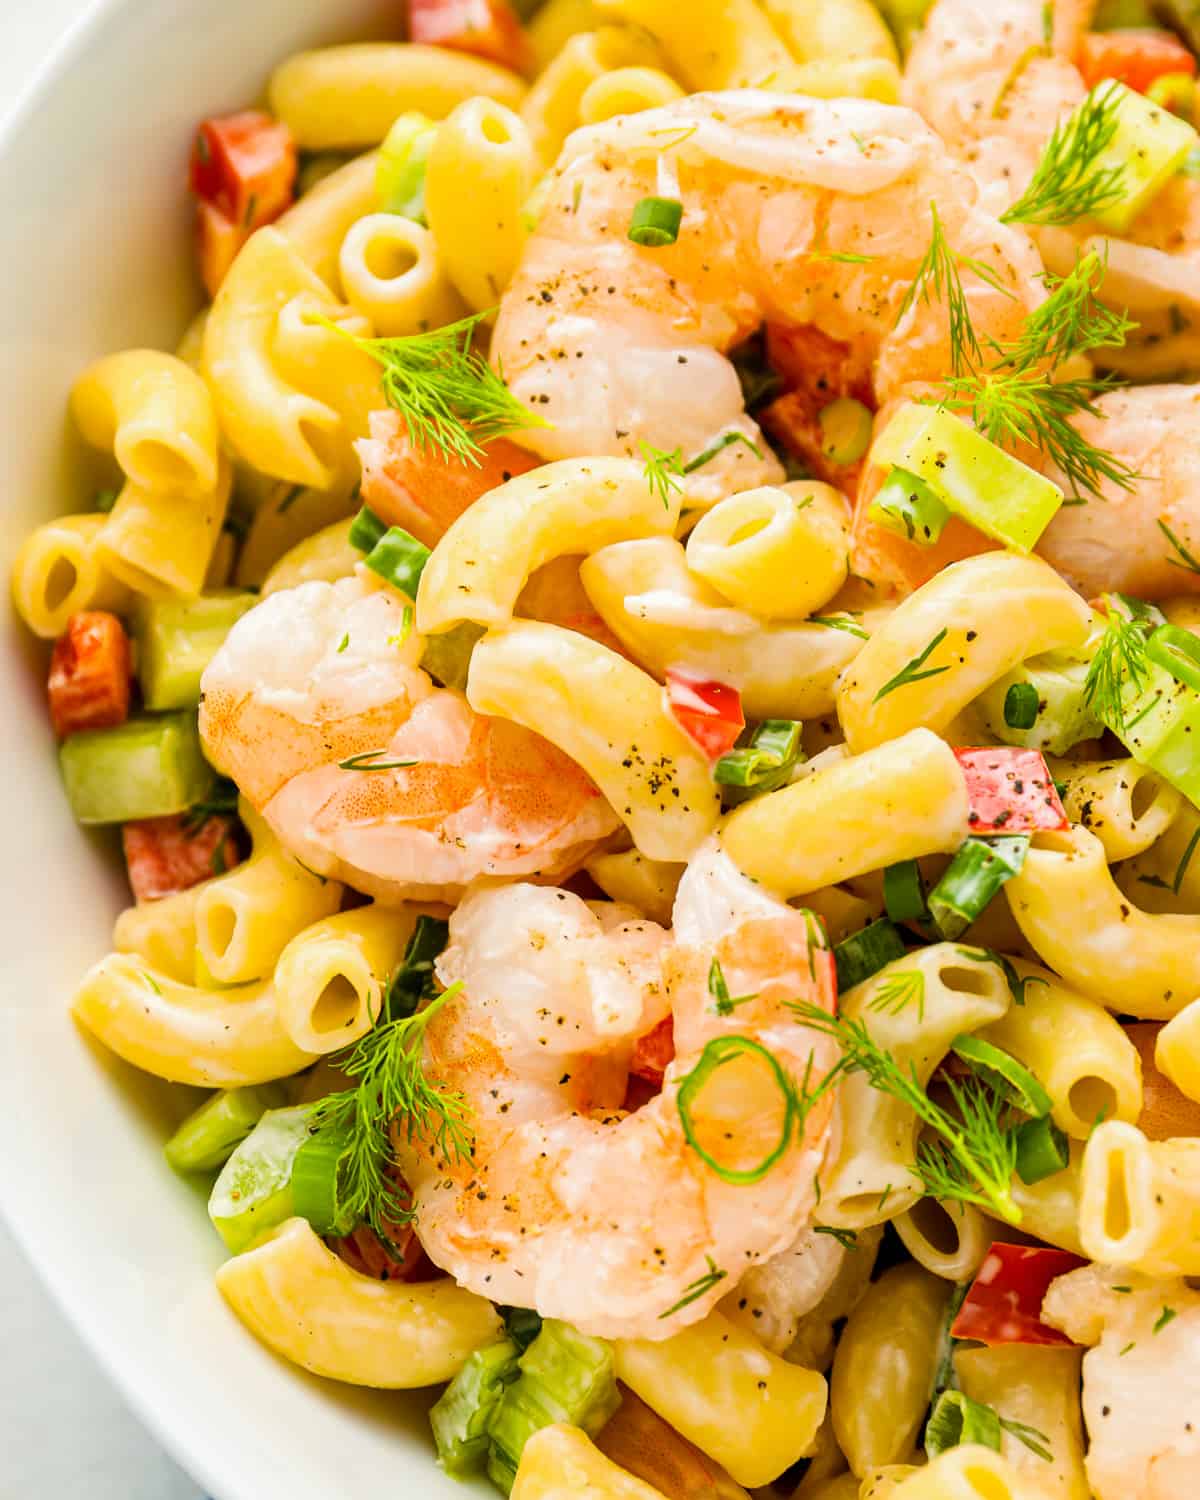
[896,202,1013,376]
[999,250,1134,372]
[1082,594,1161,731]
[640,439,686,507]
[1001,82,1125,227]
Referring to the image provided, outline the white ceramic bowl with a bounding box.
[0,4,482,1495]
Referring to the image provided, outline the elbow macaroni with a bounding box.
[593,0,800,90]
[1080,1119,1200,1274]
[513,1425,671,1500]
[338,212,465,336]
[276,149,379,291]
[893,1198,991,1283]
[260,517,359,595]
[10,513,131,638]
[520,27,667,164]
[94,460,232,599]
[1055,758,1181,863]
[577,66,684,125]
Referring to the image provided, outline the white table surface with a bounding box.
[0,3,203,1494]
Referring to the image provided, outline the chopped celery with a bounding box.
[377,112,437,222]
[60,712,216,825]
[1108,654,1200,807]
[290,1123,357,1237]
[422,621,486,693]
[430,1337,521,1475]
[135,590,257,710]
[872,405,1064,552]
[208,1105,311,1253]
[976,647,1102,756]
[817,397,873,465]
[1084,81,1198,233]
[868,465,950,546]
[165,1083,288,1173]
[487,1320,621,1493]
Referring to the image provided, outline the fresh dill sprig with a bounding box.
[707,957,757,1017]
[897,202,1013,376]
[1082,593,1161,731]
[1001,82,1125,227]
[640,439,685,507]
[867,969,926,1020]
[306,983,473,1243]
[814,1225,859,1250]
[658,1255,728,1319]
[810,614,870,639]
[999,1417,1054,1462]
[999,251,1134,372]
[684,430,763,473]
[337,749,419,772]
[786,1002,1021,1222]
[327,311,547,467]
[873,628,951,703]
[1158,519,1200,576]
[1138,825,1200,895]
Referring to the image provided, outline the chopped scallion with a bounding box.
[817,397,873,466]
[1014,1114,1070,1184]
[1003,681,1041,730]
[833,918,907,992]
[883,859,930,926]
[712,719,803,793]
[949,1034,1053,1118]
[349,504,388,554]
[868,464,950,546]
[362,524,431,598]
[925,1389,1003,1458]
[927,836,1029,940]
[628,196,683,247]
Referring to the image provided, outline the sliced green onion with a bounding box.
[430,1336,521,1475]
[376,111,437,222]
[290,1122,357,1237]
[385,914,450,1021]
[925,1390,1002,1458]
[818,397,873,466]
[868,465,950,546]
[1014,1114,1071,1184]
[833,918,907,992]
[628,196,683,247]
[1004,681,1041,730]
[949,1035,1054,1117]
[164,1083,288,1174]
[1147,623,1200,694]
[883,860,929,925]
[713,719,803,792]
[927,836,1029,940]
[362,524,432,598]
[348,504,388,554]
[676,1036,796,1184]
[500,1305,544,1352]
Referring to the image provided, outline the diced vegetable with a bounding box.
[1146,69,1197,114]
[954,747,1069,835]
[1077,28,1197,94]
[164,1083,289,1173]
[502,1306,544,1352]
[818,397,874,466]
[872,404,1064,552]
[868,465,950,547]
[833,918,907,991]
[948,1035,1054,1117]
[927,836,1029,940]
[362,525,432,597]
[488,1320,622,1493]
[712,719,804,794]
[1073,80,1197,232]
[349,503,388,554]
[951,1243,1086,1346]
[190,110,297,233]
[47,611,132,739]
[122,812,239,902]
[629,1016,674,1088]
[421,621,486,693]
[1014,1115,1071,1184]
[195,199,245,300]
[208,1104,312,1252]
[925,1389,1002,1458]
[431,1337,522,1475]
[1105,629,1200,806]
[135,590,256,711]
[408,0,532,74]
[290,1123,358,1237]
[385,914,451,1021]
[329,1215,423,1281]
[628,197,684,248]
[60,712,216,825]
[665,670,745,761]
[376,112,438,222]
[883,859,929,925]
[1003,682,1040,730]
[976,648,1103,757]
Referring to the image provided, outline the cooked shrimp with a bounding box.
[1042,1264,1200,1500]
[394,838,840,1340]
[719,1223,846,1354]
[198,575,619,902]
[491,91,1043,505]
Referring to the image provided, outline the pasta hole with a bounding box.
[364,236,419,282]
[1103,1146,1132,1242]
[202,902,237,963]
[311,975,363,1036]
[907,1195,960,1256]
[729,515,771,545]
[1068,1076,1117,1130]
[42,554,80,612]
[962,1465,1011,1500]
[937,965,996,997]
[127,439,197,491]
[836,1190,897,1221]
[1030,830,1078,855]
[1130,774,1158,821]
[480,110,512,146]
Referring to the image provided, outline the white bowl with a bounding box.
[0,3,481,1495]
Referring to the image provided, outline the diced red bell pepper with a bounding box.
[122,814,240,903]
[195,200,245,301]
[408,0,532,74]
[952,1242,1086,1346]
[630,1016,675,1087]
[665,669,745,761]
[954,747,1069,835]
[329,1221,432,1281]
[47,611,132,739]
[1077,29,1196,94]
[190,110,297,233]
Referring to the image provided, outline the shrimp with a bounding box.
[491,91,1044,505]
[394,838,840,1340]
[198,575,619,902]
[1042,1264,1200,1500]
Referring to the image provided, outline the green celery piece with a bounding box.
[977,647,1102,756]
[430,1336,521,1475]
[136,590,257,710]
[376,112,437,222]
[421,621,486,693]
[868,465,950,546]
[487,1320,621,1494]
[165,1083,289,1174]
[209,1105,312,1253]
[872,404,1064,552]
[1110,658,1200,807]
[60,712,216,825]
[1085,82,1198,234]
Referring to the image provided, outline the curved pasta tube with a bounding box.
[1116,799,1200,915]
[529,0,603,72]
[614,1311,826,1489]
[585,849,683,927]
[176,309,209,371]
[276,150,379,291]
[194,805,343,986]
[260,518,358,596]
[514,1425,670,1500]
[215,1216,502,1386]
[417,458,681,634]
[836,554,1091,753]
[71,954,315,1087]
[1004,1141,1085,1255]
[267,44,526,151]
[1007,825,1200,1020]
[10,513,131,638]
[338,213,465,337]
[594,0,801,90]
[954,1346,1089,1500]
[760,0,898,64]
[70,349,220,500]
[976,960,1142,1139]
[1055,758,1181,863]
[721,730,969,898]
[467,619,721,861]
[234,477,359,590]
[856,1470,918,1500]
[893,1199,991,1283]
[815,945,1010,1229]
[95,459,232,599]
[273,905,424,1054]
[425,98,538,314]
[580,538,864,720]
[578,65,684,125]
[203,228,382,489]
[1079,1119,1200,1274]
[520,27,666,164]
[685,483,849,620]
[890,1447,1037,1500]
[1157,999,1200,1103]
[113,883,207,985]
